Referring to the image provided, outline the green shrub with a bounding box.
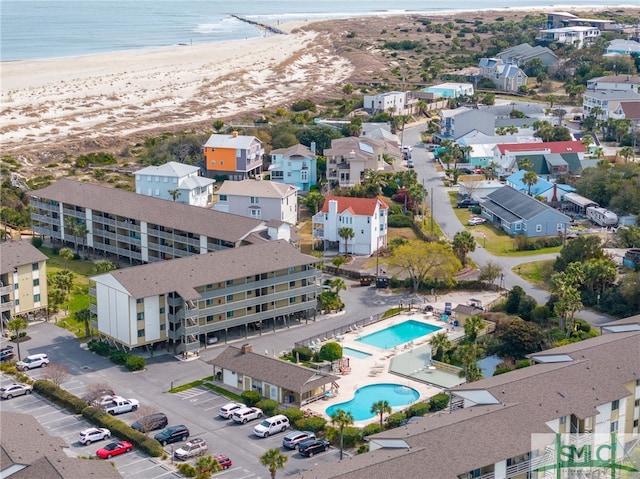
[493,366,512,376]
[515,359,531,369]
[33,379,88,414]
[357,444,370,454]
[241,390,262,406]
[291,346,313,362]
[428,393,450,412]
[362,423,382,436]
[318,342,342,362]
[31,237,43,248]
[88,340,115,357]
[386,412,407,429]
[125,356,146,371]
[388,214,413,228]
[406,402,430,418]
[255,399,279,417]
[297,416,327,433]
[177,462,196,477]
[81,406,163,457]
[282,408,304,424]
[110,350,128,366]
[341,426,363,447]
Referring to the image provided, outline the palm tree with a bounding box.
[455,343,483,382]
[58,247,74,268]
[619,146,635,164]
[371,400,392,428]
[522,171,538,195]
[338,227,355,256]
[259,448,288,479]
[463,316,486,344]
[518,157,533,171]
[7,317,28,360]
[429,332,451,361]
[75,223,88,257]
[195,455,223,478]
[330,408,354,460]
[168,189,181,201]
[330,278,346,295]
[452,231,476,266]
[64,216,78,251]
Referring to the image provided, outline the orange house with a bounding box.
[203,132,264,180]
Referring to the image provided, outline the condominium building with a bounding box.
[294,317,640,479]
[30,179,270,265]
[89,240,319,353]
[0,241,48,324]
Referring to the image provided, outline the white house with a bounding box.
[423,82,474,99]
[363,91,412,115]
[538,26,600,48]
[586,75,640,93]
[605,39,640,56]
[312,196,388,256]
[214,179,298,225]
[582,90,640,119]
[135,161,215,206]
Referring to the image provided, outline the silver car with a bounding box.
[16,353,49,370]
[78,427,111,445]
[283,430,315,449]
[0,383,33,399]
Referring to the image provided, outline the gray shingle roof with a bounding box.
[485,186,550,221]
[135,161,199,177]
[204,133,261,149]
[270,143,316,159]
[94,240,316,300]
[216,179,297,198]
[0,241,48,275]
[31,179,264,243]
[208,346,338,394]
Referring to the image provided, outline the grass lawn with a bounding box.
[514,259,555,289]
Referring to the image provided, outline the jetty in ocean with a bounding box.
[231,15,287,35]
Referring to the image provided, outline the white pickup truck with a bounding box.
[102,396,139,415]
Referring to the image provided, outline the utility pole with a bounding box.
[430,187,434,234]
[422,179,426,225]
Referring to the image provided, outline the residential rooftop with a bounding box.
[0,241,48,275]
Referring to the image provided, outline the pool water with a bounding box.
[342,347,372,359]
[355,320,441,349]
[326,383,419,421]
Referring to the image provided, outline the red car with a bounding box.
[96,441,133,459]
[214,454,232,469]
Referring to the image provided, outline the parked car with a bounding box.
[253,414,290,437]
[456,199,479,209]
[218,402,245,419]
[232,407,263,424]
[0,383,33,399]
[131,412,168,432]
[444,302,452,315]
[213,454,232,469]
[96,441,133,459]
[15,353,49,370]
[154,425,190,446]
[407,159,414,168]
[174,438,208,460]
[467,216,487,226]
[459,168,473,175]
[0,346,14,362]
[102,396,139,415]
[79,427,111,445]
[283,430,315,449]
[298,439,331,457]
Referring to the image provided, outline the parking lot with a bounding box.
[1,345,340,479]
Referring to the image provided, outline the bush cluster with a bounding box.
[255,399,279,417]
[88,340,146,372]
[291,346,313,362]
[428,393,450,412]
[388,214,413,228]
[240,390,261,406]
[34,379,88,414]
[514,235,563,251]
[82,406,163,457]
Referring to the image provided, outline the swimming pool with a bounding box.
[342,347,372,359]
[355,320,441,349]
[326,383,419,421]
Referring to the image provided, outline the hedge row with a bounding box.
[87,340,146,371]
[82,406,163,457]
[34,380,88,414]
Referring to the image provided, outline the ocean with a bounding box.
[1,0,635,62]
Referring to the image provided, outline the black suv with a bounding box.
[0,347,14,362]
[154,425,189,446]
[298,439,330,457]
[456,199,480,209]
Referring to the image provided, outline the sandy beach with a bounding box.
[2,7,638,166]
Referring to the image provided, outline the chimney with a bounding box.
[232,131,238,138]
[241,343,252,354]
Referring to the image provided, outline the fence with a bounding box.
[294,312,388,349]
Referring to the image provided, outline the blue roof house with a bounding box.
[482,186,571,237]
[506,170,575,203]
[269,143,318,192]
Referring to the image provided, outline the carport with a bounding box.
[563,192,597,215]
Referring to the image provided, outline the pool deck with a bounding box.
[310,312,465,427]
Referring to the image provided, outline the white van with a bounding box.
[253,414,290,438]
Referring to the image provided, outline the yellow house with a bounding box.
[0,241,48,325]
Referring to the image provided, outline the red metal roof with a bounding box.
[496,140,586,154]
[320,196,389,216]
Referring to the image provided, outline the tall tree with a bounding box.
[338,227,355,256]
[478,260,503,289]
[463,316,486,344]
[195,455,223,479]
[58,247,74,268]
[259,448,288,479]
[75,308,92,339]
[388,241,461,292]
[429,332,452,361]
[455,343,483,382]
[452,231,476,266]
[168,189,181,201]
[330,409,354,460]
[371,400,392,429]
[522,171,538,195]
[7,317,28,360]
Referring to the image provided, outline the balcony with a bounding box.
[0,285,14,295]
[1,301,15,312]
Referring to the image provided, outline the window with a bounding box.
[536,224,542,232]
[206,298,213,306]
[219,195,227,201]
[160,324,165,331]
[289,281,295,287]
[136,298,144,304]
[560,416,566,424]
[34,294,41,302]
[33,279,39,287]
[226,311,234,318]
[250,197,260,204]
[32,263,39,271]
[289,297,296,303]
[14,283,18,289]
[557,223,565,231]
[14,299,19,306]
[159,307,165,314]
[635,399,640,407]
[610,421,618,432]
[226,294,233,301]
[137,329,145,338]
[612,399,620,410]
[515,223,522,231]
[137,312,144,320]
[206,315,214,323]
[226,280,233,286]
[250,209,261,218]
